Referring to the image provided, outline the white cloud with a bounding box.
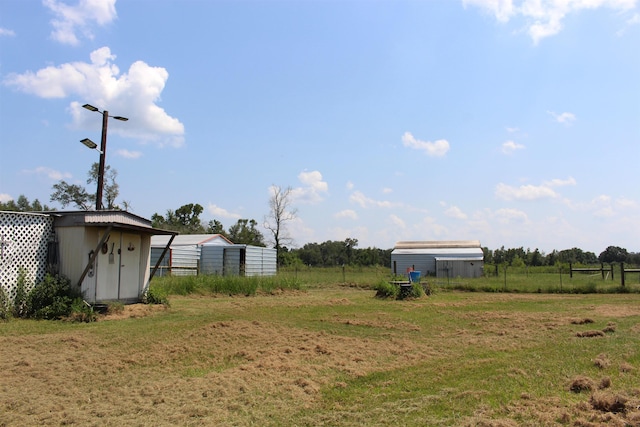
[23,166,72,181]
[495,176,576,200]
[115,149,142,159]
[502,140,525,154]
[494,208,529,223]
[0,28,16,37]
[346,181,354,190]
[335,209,358,220]
[548,111,577,125]
[389,214,406,229]
[544,176,576,187]
[402,132,450,157]
[0,193,13,202]
[44,0,117,46]
[464,0,636,44]
[349,191,397,209]
[495,182,558,200]
[444,205,468,219]
[291,170,329,204]
[4,47,185,147]
[382,187,393,194]
[207,204,241,220]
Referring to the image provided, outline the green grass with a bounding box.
[1,286,639,426]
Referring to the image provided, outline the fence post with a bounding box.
[611,264,614,281]
[559,265,562,292]
[569,263,573,279]
[620,262,625,288]
[601,263,605,280]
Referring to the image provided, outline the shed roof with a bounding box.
[394,240,481,250]
[392,247,483,256]
[151,234,232,247]
[47,210,176,236]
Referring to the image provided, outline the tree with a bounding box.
[206,219,228,236]
[227,219,265,246]
[50,182,93,210]
[88,163,119,209]
[0,195,52,212]
[151,203,205,234]
[50,162,121,210]
[264,185,297,265]
[598,246,629,264]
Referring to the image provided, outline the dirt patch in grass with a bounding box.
[100,303,168,321]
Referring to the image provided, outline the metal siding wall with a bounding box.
[200,245,225,275]
[244,246,262,276]
[390,253,435,276]
[262,248,277,276]
[436,260,484,278]
[223,247,241,276]
[172,246,200,276]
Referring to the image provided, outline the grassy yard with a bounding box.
[1,278,639,426]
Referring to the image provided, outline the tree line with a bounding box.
[483,246,640,267]
[3,164,638,269]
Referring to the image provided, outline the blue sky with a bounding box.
[1,0,638,254]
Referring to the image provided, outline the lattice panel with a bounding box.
[0,212,53,302]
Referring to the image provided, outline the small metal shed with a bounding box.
[150,234,277,277]
[391,240,484,278]
[51,211,177,303]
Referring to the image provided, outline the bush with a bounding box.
[13,268,29,318]
[0,287,10,321]
[26,274,80,320]
[374,281,399,299]
[144,286,170,306]
[69,298,97,323]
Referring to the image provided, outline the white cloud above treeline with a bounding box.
[3,47,185,147]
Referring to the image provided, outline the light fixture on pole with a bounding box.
[80,138,103,153]
[81,104,128,210]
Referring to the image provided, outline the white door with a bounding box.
[95,231,141,301]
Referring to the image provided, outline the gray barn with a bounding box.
[391,240,484,279]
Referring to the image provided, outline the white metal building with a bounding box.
[391,240,484,279]
[150,234,277,277]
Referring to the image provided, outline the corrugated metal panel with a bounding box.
[170,246,200,276]
[261,248,277,276]
[436,259,483,279]
[223,247,241,276]
[201,245,225,275]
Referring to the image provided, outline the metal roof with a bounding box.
[394,240,481,249]
[392,247,483,255]
[151,234,232,247]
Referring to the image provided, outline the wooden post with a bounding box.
[620,262,625,288]
[611,264,614,281]
[601,263,605,280]
[569,263,573,279]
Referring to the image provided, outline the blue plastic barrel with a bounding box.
[409,271,421,283]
